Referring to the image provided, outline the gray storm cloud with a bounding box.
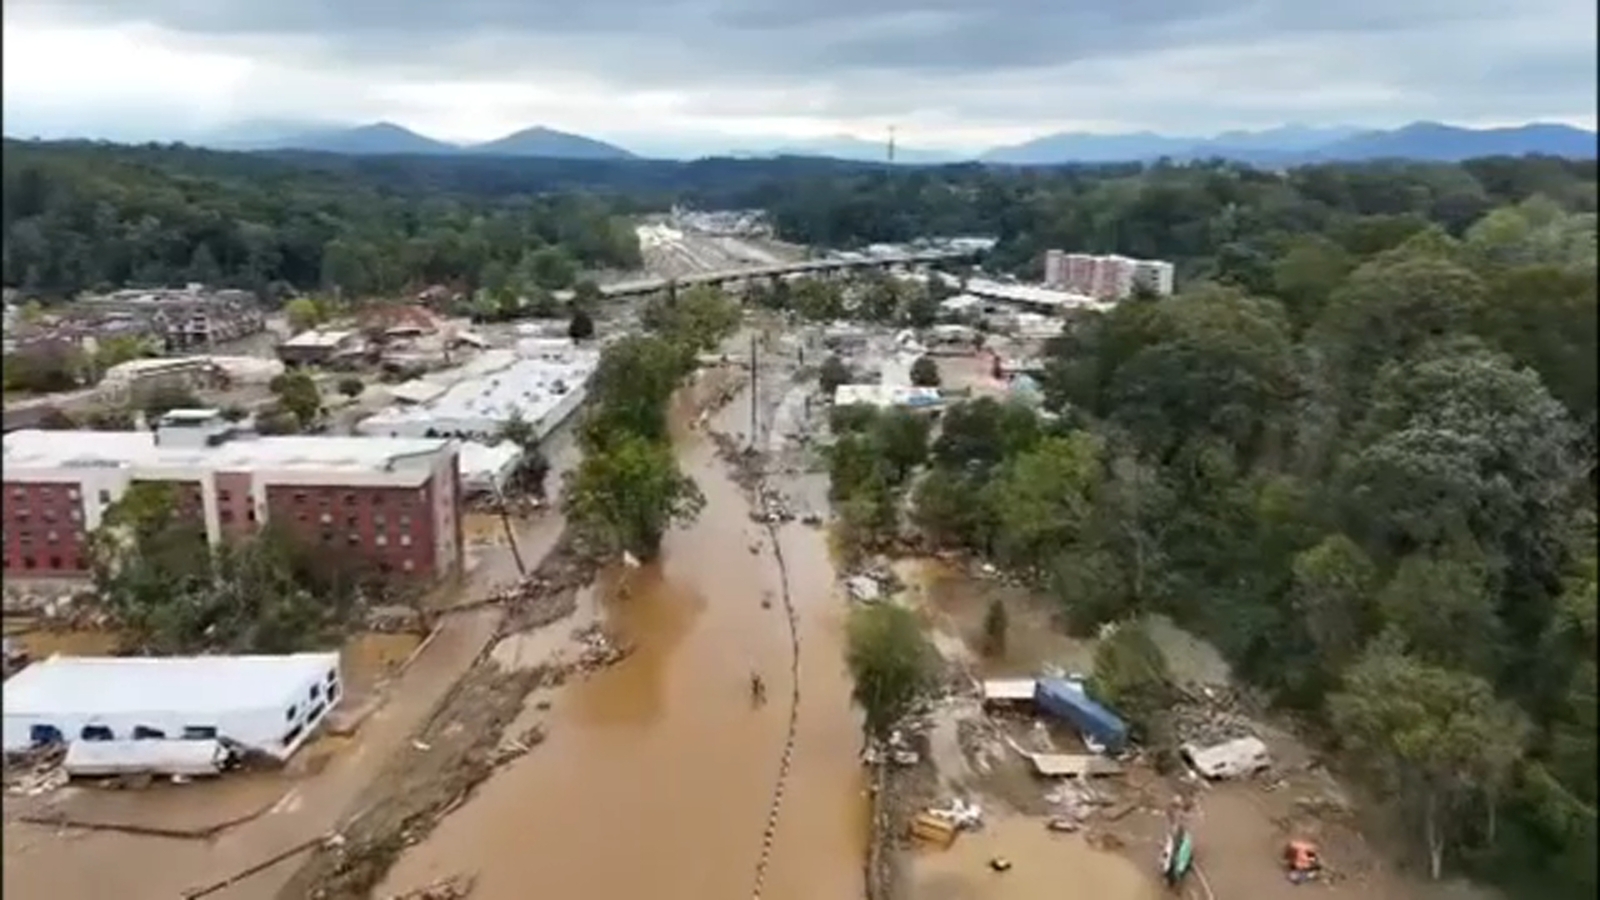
[6,0,1597,134]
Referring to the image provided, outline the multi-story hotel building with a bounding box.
[2,409,462,582]
[1045,252,1176,300]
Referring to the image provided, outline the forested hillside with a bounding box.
[850,197,1591,896]
[0,140,643,300]
[3,139,1594,305]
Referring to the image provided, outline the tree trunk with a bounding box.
[1425,792,1445,880]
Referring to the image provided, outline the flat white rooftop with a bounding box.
[3,429,452,475]
[5,653,339,718]
[833,384,943,409]
[282,329,357,348]
[362,352,597,430]
[966,278,1111,311]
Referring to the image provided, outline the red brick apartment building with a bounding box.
[1,409,462,582]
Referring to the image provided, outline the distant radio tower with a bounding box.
[887,126,896,164]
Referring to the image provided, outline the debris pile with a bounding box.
[4,744,67,796]
[844,561,903,604]
[750,485,795,524]
[925,797,985,831]
[572,623,630,671]
[489,725,546,768]
[1043,779,1110,832]
[1170,684,1261,745]
[954,715,1010,776]
[494,535,604,635]
[385,873,477,900]
[862,730,921,767]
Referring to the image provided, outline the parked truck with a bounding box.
[1033,678,1129,754]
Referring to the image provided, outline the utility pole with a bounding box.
[749,333,759,450]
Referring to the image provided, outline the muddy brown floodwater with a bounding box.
[378,386,868,900]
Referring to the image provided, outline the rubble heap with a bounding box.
[1171,684,1262,745]
[385,873,476,900]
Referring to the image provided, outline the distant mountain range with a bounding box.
[981,122,1597,165]
[222,120,636,160]
[189,119,1595,164]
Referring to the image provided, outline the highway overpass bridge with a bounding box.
[569,247,981,300]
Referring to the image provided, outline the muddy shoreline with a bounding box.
[275,531,609,900]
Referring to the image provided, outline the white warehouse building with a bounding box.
[3,652,342,760]
[358,343,599,442]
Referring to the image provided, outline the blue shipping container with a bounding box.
[1033,678,1129,753]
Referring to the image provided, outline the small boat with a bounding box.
[1159,826,1195,887]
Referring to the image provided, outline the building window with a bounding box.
[48,556,61,570]
[321,531,334,544]
[400,534,412,547]
[375,534,388,547]
[69,509,81,522]
[374,513,387,526]
[98,489,111,505]
[346,515,359,528]
[372,494,385,507]
[22,556,35,570]
[45,530,58,544]
[221,510,234,524]
[294,491,307,504]
[29,724,62,745]
[70,557,82,570]
[399,515,412,529]
[347,533,361,546]
[67,488,79,501]
[345,492,357,506]
[320,512,333,524]
[247,509,257,522]
[42,510,56,523]
[402,558,415,572]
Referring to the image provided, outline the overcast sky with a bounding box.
[3,0,1595,153]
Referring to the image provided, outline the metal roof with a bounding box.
[4,653,340,718]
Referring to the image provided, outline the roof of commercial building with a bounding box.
[4,652,340,718]
[833,384,944,409]
[965,278,1111,311]
[282,329,358,349]
[458,440,522,489]
[2,429,452,474]
[362,351,597,430]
